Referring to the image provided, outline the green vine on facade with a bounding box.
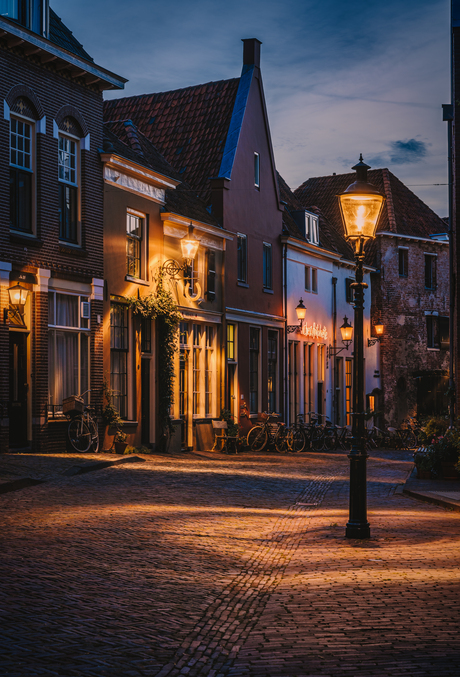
[126,271,182,446]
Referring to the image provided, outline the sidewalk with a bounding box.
[402,466,460,511]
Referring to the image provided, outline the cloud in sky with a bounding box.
[52,0,450,215]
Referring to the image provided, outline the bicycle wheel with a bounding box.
[87,417,99,453]
[247,425,268,452]
[288,427,307,453]
[404,430,417,449]
[323,428,336,451]
[68,417,91,452]
[310,427,324,451]
[274,426,288,453]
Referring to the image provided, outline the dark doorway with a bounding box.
[141,359,150,445]
[416,374,449,417]
[9,332,28,448]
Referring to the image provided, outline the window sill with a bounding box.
[59,243,88,257]
[263,288,274,294]
[10,232,43,248]
[125,275,149,286]
[237,281,249,288]
[249,413,258,419]
[427,347,440,352]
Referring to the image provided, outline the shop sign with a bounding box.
[300,321,328,341]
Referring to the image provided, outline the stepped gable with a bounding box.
[103,78,240,205]
[103,124,220,228]
[278,172,353,260]
[294,168,447,265]
[49,8,94,62]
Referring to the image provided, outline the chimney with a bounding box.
[242,38,262,68]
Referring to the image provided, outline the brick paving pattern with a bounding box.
[0,449,459,676]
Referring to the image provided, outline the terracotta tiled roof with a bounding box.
[294,168,447,264]
[102,124,220,228]
[103,78,240,205]
[277,172,353,260]
[49,8,94,62]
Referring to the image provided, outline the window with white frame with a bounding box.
[305,212,319,245]
[58,134,79,243]
[305,265,318,292]
[10,116,33,233]
[126,211,144,279]
[192,324,202,415]
[48,292,90,411]
[110,302,129,419]
[263,243,272,289]
[205,326,215,416]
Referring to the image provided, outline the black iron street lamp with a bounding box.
[337,155,385,539]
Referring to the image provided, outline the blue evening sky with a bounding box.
[52,0,450,216]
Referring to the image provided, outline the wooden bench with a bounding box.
[211,420,238,454]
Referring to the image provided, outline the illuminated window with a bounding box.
[126,212,143,278]
[58,135,79,243]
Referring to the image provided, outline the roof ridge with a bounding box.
[104,76,240,105]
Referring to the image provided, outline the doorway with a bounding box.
[9,332,28,448]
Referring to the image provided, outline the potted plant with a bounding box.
[101,381,126,452]
[114,430,128,455]
[413,447,434,479]
[430,429,460,480]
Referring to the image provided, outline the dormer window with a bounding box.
[1,0,49,35]
[305,211,319,245]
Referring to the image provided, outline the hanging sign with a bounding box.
[300,321,328,341]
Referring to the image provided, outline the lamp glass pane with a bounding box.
[340,323,353,343]
[181,236,199,261]
[374,323,384,336]
[296,305,306,321]
[339,194,384,239]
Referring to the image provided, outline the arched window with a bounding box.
[9,96,38,234]
[58,116,83,244]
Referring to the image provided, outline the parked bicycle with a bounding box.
[246,412,288,453]
[63,390,99,453]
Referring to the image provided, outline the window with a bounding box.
[126,212,143,278]
[192,324,202,415]
[399,248,408,277]
[110,303,129,419]
[249,327,260,413]
[227,323,236,361]
[317,344,325,416]
[205,326,214,416]
[305,212,319,245]
[312,268,318,293]
[206,250,216,300]
[179,322,189,419]
[263,243,272,289]
[10,117,33,233]
[288,341,299,424]
[237,234,248,284]
[58,135,79,243]
[1,0,27,24]
[184,258,198,297]
[427,315,449,350]
[305,266,311,291]
[425,254,437,290]
[346,278,354,303]
[254,152,260,188]
[48,293,90,411]
[268,330,277,412]
[141,316,151,353]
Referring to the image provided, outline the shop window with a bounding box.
[205,326,214,416]
[237,234,248,284]
[110,303,129,419]
[192,324,202,415]
[263,243,272,290]
[399,248,408,277]
[425,254,437,290]
[126,211,145,279]
[268,330,277,412]
[10,116,33,233]
[48,292,90,412]
[249,327,260,413]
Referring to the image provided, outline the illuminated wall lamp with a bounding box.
[368,321,384,346]
[327,316,353,358]
[4,282,29,326]
[161,223,200,277]
[287,298,307,334]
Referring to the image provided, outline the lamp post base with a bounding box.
[345,520,370,539]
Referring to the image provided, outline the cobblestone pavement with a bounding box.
[1,449,459,676]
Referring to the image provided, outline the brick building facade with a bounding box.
[0,2,124,451]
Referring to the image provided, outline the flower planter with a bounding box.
[441,461,460,481]
[114,441,128,455]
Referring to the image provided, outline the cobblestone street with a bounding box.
[1,449,459,677]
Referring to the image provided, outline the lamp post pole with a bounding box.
[346,240,370,539]
[337,155,385,540]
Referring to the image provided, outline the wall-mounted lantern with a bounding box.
[4,282,29,327]
[368,320,384,346]
[327,316,353,358]
[287,298,307,334]
[161,223,200,278]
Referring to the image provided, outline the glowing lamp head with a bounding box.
[340,316,353,344]
[295,298,307,322]
[180,224,200,264]
[373,321,384,337]
[338,155,385,242]
[8,283,28,309]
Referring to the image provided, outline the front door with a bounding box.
[9,332,28,448]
